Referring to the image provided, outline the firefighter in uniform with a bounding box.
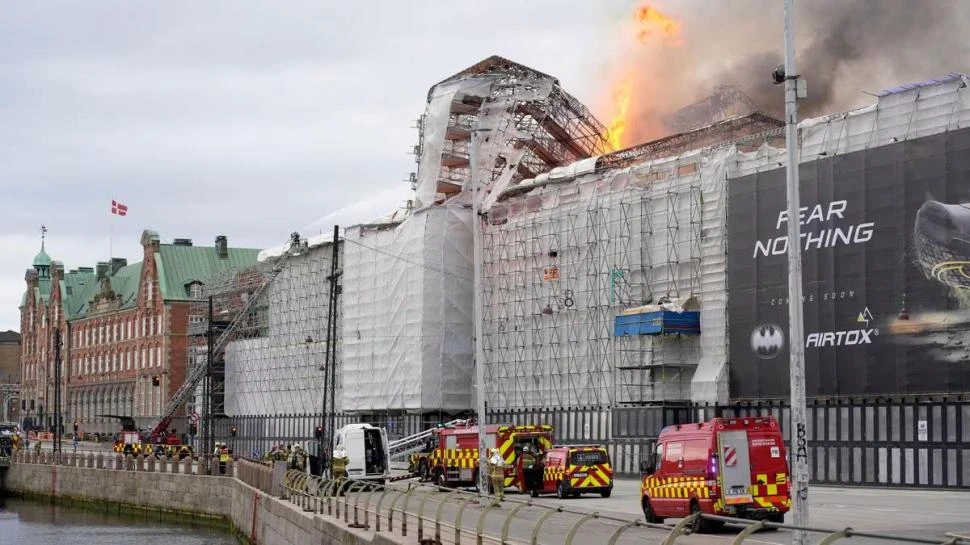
[219,443,230,474]
[331,447,348,481]
[488,449,506,500]
[519,445,539,493]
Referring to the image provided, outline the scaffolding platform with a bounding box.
[613,310,700,336]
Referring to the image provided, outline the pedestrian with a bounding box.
[34,439,42,455]
[488,449,506,500]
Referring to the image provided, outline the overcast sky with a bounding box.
[1,1,631,330]
[4,1,966,332]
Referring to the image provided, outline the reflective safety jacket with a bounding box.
[332,455,348,471]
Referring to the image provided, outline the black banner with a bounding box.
[728,128,970,399]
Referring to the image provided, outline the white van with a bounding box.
[333,423,390,483]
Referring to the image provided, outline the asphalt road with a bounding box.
[365,477,970,545]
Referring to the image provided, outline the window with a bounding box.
[571,450,608,466]
[188,282,204,299]
[664,442,684,468]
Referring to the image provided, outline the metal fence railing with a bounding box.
[9,448,238,477]
[12,452,969,545]
[263,464,970,545]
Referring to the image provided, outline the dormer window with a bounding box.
[187,281,204,299]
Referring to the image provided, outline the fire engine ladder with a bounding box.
[145,234,307,437]
[387,419,469,461]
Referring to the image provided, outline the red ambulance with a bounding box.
[639,416,791,532]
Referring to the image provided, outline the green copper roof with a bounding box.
[67,262,143,318]
[33,247,52,268]
[155,243,260,301]
[23,237,260,320]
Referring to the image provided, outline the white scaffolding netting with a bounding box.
[340,205,474,412]
[222,241,337,416]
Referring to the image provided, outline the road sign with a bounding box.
[189,412,200,424]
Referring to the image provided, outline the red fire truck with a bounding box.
[425,422,554,491]
[640,416,791,532]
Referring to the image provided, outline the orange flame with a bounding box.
[604,2,683,150]
[607,79,632,150]
[635,4,682,43]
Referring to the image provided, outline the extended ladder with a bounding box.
[146,234,308,438]
[387,418,470,460]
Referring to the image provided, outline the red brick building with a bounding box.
[19,230,259,434]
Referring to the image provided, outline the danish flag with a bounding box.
[111,199,128,216]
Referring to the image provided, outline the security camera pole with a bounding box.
[782,0,811,543]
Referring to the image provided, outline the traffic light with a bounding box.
[189,424,197,436]
[151,375,160,387]
[315,426,324,440]
[230,426,237,437]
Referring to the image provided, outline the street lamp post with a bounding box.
[471,126,493,503]
[781,1,810,543]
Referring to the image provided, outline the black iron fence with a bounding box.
[207,398,968,488]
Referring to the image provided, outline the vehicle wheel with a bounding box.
[600,490,612,498]
[418,459,430,481]
[688,501,716,534]
[556,481,567,499]
[642,498,661,524]
[762,512,784,530]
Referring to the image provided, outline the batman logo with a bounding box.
[751,324,785,359]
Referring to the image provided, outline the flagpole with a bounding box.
[110,205,114,259]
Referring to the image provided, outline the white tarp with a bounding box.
[340,205,474,411]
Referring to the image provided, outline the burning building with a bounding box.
[205,51,970,486]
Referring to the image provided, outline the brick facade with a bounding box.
[1,330,20,422]
[19,230,258,435]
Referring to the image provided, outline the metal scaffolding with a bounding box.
[481,114,781,411]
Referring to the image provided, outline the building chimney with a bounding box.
[24,269,38,287]
[215,235,228,259]
[110,257,127,275]
[173,238,193,247]
[51,261,65,281]
[95,261,110,280]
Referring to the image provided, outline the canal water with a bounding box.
[0,495,238,545]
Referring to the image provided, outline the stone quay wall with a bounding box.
[2,450,403,545]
